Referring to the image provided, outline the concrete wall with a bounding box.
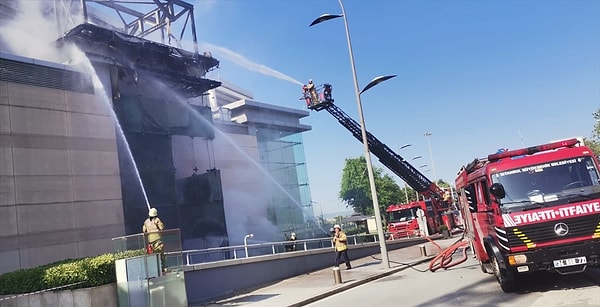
[184,237,430,305]
[0,283,117,307]
[0,77,125,275]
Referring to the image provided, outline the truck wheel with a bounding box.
[491,253,517,292]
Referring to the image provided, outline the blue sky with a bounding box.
[190,0,600,215]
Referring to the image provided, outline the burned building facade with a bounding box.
[0,0,314,274]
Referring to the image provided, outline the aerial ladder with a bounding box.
[302,83,468,272]
[301,83,445,204]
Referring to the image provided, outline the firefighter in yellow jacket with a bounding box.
[143,207,166,269]
[307,79,318,104]
[332,224,351,269]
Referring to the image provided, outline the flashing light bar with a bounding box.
[487,138,579,162]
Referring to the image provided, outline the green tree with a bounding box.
[584,109,600,155]
[339,156,403,216]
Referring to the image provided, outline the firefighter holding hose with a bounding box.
[307,79,318,104]
[143,207,166,271]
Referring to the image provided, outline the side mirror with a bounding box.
[489,183,506,199]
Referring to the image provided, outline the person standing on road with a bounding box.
[416,207,429,237]
[332,224,351,269]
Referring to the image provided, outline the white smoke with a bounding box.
[149,80,285,246]
[209,129,287,245]
[0,1,66,63]
[223,189,281,245]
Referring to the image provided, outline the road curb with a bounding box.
[287,255,436,307]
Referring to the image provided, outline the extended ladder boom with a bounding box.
[313,100,443,200]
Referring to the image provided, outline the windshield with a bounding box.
[389,208,418,222]
[491,156,600,209]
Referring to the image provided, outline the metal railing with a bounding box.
[182,233,380,266]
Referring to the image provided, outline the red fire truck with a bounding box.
[455,138,600,292]
[386,190,460,239]
[386,200,436,239]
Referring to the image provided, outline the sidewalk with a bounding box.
[201,235,464,307]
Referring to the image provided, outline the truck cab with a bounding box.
[386,200,439,239]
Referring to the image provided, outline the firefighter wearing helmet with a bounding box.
[307,79,318,104]
[285,232,298,252]
[143,207,166,269]
[332,224,351,269]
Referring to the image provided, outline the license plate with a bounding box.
[553,256,587,268]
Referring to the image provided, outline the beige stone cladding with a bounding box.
[0,80,125,275]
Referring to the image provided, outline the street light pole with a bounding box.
[424,132,437,181]
[338,0,390,269]
[412,156,424,200]
[310,0,390,268]
[399,143,411,203]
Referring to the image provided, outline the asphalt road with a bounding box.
[306,256,600,307]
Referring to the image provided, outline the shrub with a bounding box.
[0,266,46,294]
[44,259,89,289]
[0,249,145,295]
[85,254,117,287]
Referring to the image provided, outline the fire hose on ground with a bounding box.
[427,235,471,272]
[370,233,471,273]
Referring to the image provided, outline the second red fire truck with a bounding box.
[386,190,459,239]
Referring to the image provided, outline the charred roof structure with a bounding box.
[52,0,220,96]
[59,23,220,97]
[57,0,202,52]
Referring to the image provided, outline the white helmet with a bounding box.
[149,207,158,217]
[308,79,313,83]
[334,224,341,230]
